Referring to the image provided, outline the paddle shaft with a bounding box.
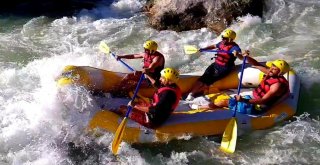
[232,56,247,117]
[201,49,228,53]
[111,73,144,155]
[111,52,135,72]
[219,56,246,154]
[125,74,145,117]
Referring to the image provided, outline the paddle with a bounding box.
[99,41,135,72]
[99,41,144,154]
[183,45,228,55]
[220,56,247,154]
[111,73,144,155]
[112,74,144,155]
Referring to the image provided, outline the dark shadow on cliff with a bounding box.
[159,2,207,31]
[0,0,112,18]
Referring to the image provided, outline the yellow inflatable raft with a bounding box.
[57,63,301,144]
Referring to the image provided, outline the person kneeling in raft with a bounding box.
[115,40,165,92]
[189,51,290,115]
[115,68,182,128]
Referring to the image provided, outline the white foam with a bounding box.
[1,0,320,164]
[111,0,144,14]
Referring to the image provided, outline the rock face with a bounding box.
[144,0,263,33]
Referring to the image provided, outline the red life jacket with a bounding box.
[253,75,289,105]
[152,85,182,110]
[143,51,165,73]
[215,41,237,67]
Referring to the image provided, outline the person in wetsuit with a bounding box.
[207,51,290,114]
[186,29,245,101]
[117,68,181,128]
[115,40,165,92]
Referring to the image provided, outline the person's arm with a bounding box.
[240,50,269,74]
[126,100,150,113]
[130,90,176,113]
[200,45,217,51]
[133,105,150,113]
[199,42,220,51]
[237,83,283,105]
[234,51,243,60]
[231,46,243,60]
[117,53,144,60]
[143,74,160,87]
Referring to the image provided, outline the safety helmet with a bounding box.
[221,29,236,40]
[63,65,76,72]
[160,68,179,83]
[266,59,290,74]
[143,40,158,51]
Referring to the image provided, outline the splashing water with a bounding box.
[0,0,320,164]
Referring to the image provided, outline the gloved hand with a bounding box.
[116,55,122,61]
[134,70,142,76]
[235,95,242,102]
[127,101,135,107]
[142,68,150,74]
[242,50,250,56]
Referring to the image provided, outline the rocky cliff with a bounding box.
[144,0,263,34]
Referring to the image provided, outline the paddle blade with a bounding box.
[99,42,110,54]
[111,117,128,155]
[220,118,237,153]
[184,45,199,55]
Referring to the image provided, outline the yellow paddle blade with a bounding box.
[184,45,199,55]
[220,118,237,154]
[99,41,110,54]
[111,117,128,155]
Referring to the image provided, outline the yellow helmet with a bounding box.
[143,40,158,51]
[266,59,290,74]
[63,65,76,72]
[160,68,179,83]
[221,29,236,40]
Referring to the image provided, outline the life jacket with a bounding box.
[215,41,237,67]
[152,85,182,111]
[253,75,289,105]
[143,51,165,74]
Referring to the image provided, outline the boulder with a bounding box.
[144,0,263,33]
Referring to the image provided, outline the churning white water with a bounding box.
[0,0,319,164]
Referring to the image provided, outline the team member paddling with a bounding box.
[186,29,245,101]
[190,51,290,114]
[116,68,181,128]
[116,40,165,92]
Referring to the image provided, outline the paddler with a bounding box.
[115,40,165,92]
[114,68,181,128]
[186,29,245,101]
[189,51,290,115]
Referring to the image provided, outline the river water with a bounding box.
[0,0,319,164]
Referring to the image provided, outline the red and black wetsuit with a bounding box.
[129,83,181,128]
[147,84,181,127]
